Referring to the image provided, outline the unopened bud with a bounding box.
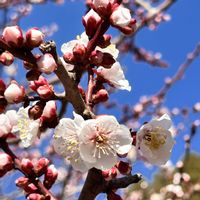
[4,80,25,103]
[93,89,108,104]
[2,26,24,47]
[0,153,13,174]
[63,52,75,64]
[83,9,101,37]
[0,51,14,66]
[21,158,34,175]
[37,54,57,74]
[36,85,54,99]
[72,43,86,61]
[29,76,48,91]
[110,5,132,28]
[34,157,50,176]
[116,161,131,175]
[44,164,58,189]
[26,28,44,48]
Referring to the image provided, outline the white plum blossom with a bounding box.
[136,114,175,165]
[79,115,132,170]
[53,112,90,172]
[53,113,132,171]
[17,107,40,148]
[97,61,131,91]
[110,5,132,28]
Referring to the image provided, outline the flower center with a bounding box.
[143,126,167,150]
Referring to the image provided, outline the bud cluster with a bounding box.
[15,157,58,199]
[2,26,57,76]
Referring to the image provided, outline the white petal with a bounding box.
[150,114,172,130]
[89,151,118,170]
[79,142,96,163]
[109,124,132,154]
[61,40,78,54]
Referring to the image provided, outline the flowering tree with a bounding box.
[0,0,200,200]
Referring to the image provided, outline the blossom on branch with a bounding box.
[96,61,131,91]
[53,113,133,171]
[136,114,175,165]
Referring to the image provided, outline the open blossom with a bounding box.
[136,114,175,165]
[97,61,131,91]
[53,112,90,172]
[110,5,132,28]
[53,113,132,171]
[79,115,132,170]
[17,107,40,148]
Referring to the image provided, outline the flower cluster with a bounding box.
[61,32,131,92]
[53,112,133,171]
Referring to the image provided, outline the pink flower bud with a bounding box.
[93,89,109,104]
[34,157,50,176]
[41,101,57,120]
[0,51,14,66]
[15,177,29,188]
[36,85,54,99]
[2,26,24,47]
[44,164,58,189]
[26,28,44,48]
[0,153,13,173]
[116,161,131,175]
[21,158,34,175]
[72,43,87,61]
[27,193,44,200]
[4,81,25,103]
[63,52,75,64]
[110,5,132,28]
[83,9,101,37]
[102,167,117,181]
[29,76,48,91]
[37,54,57,74]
